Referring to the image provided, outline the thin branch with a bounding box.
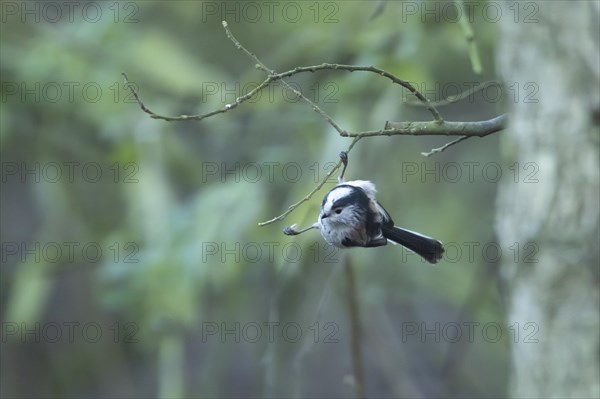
[278,79,346,135]
[421,135,469,157]
[291,263,344,397]
[124,27,444,127]
[404,81,502,108]
[121,72,275,122]
[124,60,445,128]
[272,64,444,123]
[222,21,346,135]
[123,22,507,227]
[457,0,483,75]
[259,115,506,225]
[222,21,271,73]
[258,137,361,226]
[344,256,366,399]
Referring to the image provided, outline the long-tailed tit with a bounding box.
[284,152,444,264]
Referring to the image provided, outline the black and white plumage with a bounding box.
[318,180,443,263]
[283,153,444,264]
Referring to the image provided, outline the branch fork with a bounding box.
[123,21,506,227]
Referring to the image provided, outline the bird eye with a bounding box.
[334,208,342,214]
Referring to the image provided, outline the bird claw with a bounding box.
[283,224,298,235]
[338,151,349,183]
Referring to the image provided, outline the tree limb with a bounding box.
[354,114,508,138]
[123,23,443,127]
[122,22,508,227]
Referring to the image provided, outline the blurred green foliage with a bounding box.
[2,1,511,397]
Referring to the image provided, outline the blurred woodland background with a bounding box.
[1,1,598,398]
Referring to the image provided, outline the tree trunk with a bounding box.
[495,2,600,398]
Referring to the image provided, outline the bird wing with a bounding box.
[374,200,395,228]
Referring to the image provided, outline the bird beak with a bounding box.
[320,212,329,220]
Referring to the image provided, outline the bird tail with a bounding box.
[382,226,444,264]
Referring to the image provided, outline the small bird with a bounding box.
[284,152,444,264]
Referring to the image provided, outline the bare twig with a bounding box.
[222,21,346,135]
[421,136,470,157]
[124,24,444,127]
[457,0,483,75]
[404,81,502,108]
[291,263,344,396]
[221,21,271,73]
[344,256,365,399]
[277,79,346,135]
[121,72,274,122]
[123,61,445,127]
[272,64,443,123]
[258,137,361,226]
[123,23,508,227]
[259,115,506,226]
